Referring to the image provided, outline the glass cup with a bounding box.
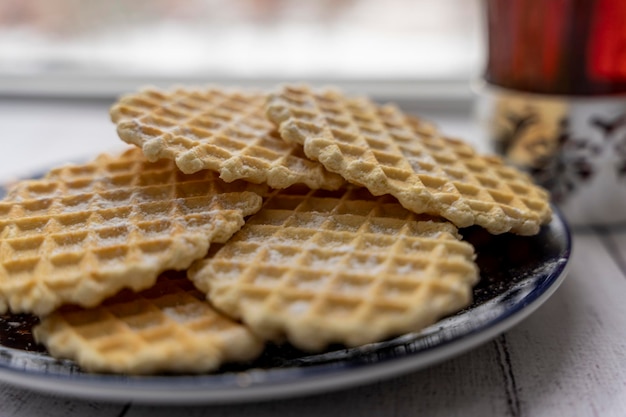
[475,0,626,226]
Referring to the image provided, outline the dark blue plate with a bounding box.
[0,174,571,404]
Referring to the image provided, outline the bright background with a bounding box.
[0,0,482,102]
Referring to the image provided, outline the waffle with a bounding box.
[266,85,552,235]
[34,270,263,374]
[189,186,479,352]
[0,148,263,315]
[110,86,345,190]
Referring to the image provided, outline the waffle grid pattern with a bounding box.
[34,271,263,374]
[266,85,552,235]
[190,186,479,352]
[0,149,262,315]
[110,87,345,190]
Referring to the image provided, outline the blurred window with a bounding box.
[0,0,481,96]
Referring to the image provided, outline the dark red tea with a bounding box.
[485,0,626,95]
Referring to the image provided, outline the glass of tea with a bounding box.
[475,0,626,226]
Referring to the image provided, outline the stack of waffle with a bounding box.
[0,84,551,374]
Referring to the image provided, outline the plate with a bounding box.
[0,174,571,404]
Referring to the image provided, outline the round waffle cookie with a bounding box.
[266,85,552,235]
[110,86,345,190]
[189,186,479,352]
[0,148,263,315]
[34,270,263,374]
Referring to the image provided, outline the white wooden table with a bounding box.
[1,98,625,417]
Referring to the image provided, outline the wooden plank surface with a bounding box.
[598,226,626,275]
[0,383,124,417]
[506,231,626,417]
